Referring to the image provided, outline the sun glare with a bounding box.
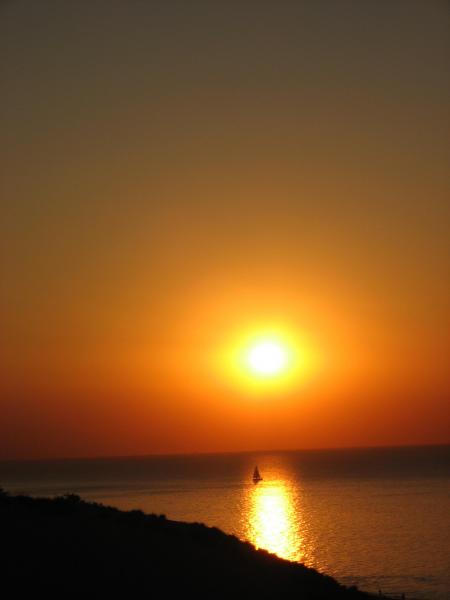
[216,324,316,394]
[247,341,287,376]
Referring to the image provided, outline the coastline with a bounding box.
[0,488,389,599]
[1,446,445,599]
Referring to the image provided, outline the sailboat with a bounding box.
[252,465,263,483]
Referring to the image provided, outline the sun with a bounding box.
[247,341,287,376]
[218,326,312,392]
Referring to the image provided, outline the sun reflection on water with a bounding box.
[245,479,305,563]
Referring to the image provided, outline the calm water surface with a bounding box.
[1,446,449,599]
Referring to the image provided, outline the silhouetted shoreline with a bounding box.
[0,489,408,599]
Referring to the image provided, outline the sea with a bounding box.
[1,445,449,599]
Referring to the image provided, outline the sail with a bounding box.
[253,466,262,480]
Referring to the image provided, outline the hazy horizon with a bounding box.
[1,441,449,464]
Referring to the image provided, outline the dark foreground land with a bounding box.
[1,490,376,599]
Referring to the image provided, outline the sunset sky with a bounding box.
[1,1,449,459]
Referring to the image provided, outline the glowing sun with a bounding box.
[247,340,287,376]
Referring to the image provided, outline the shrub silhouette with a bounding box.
[0,491,374,599]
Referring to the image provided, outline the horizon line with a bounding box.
[1,441,449,463]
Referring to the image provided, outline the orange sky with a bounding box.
[1,1,449,459]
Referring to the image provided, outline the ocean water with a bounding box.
[1,446,449,599]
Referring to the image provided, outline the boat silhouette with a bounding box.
[252,465,263,483]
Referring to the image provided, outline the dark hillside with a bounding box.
[0,490,373,598]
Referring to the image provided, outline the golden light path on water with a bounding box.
[243,478,308,563]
